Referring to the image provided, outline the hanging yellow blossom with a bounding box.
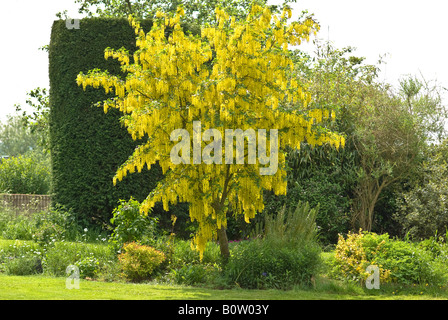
[76,4,345,259]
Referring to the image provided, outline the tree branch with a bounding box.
[125,0,133,14]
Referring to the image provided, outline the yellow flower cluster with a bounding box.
[77,5,345,258]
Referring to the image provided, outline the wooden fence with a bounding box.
[0,194,51,216]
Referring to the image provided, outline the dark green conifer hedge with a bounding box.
[48,18,178,226]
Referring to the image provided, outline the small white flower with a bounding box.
[84,228,88,232]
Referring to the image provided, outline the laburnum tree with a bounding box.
[77,5,345,259]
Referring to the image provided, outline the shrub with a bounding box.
[33,221,65,245]
[168,239,221,269]
[110,198,158,246]
[172,264,208,286]
[75,256,100,279]
[262,201,320,247]
[43,241,116,277]
[0,240,43,275]
[224,202,322,289]
[0,215,35,241]
[0,205,81,243]
[4,256,42,276]
[165,239,221,286]
[118,242,165,282]
[0,151,50,194]
[331,230,447,286]
[395,146,448,239]
[0,239,41,259]
[224,239,320,289]
[32,205,76,243]
[331,231,391,283]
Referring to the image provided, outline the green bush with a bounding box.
[33,220,65,245]
[110,198,158,246]
[169,239,221,268]
[0,238,118,280]
[258,143,356,245]
[396,143,448,239]
[164,239,221,286]
[75,256,100,279]
[43,241,116,277]
[0,215,35,240]
[263,178,351,245]
[4,256,42,276]
[0,205,107,243]
[224,239,321,290]
[169,263,221,286]
[0,151,50,194]
[172,264,207,285]
[32,205,77,244]
[331,231,448,286]
[0,240,43,274]
[0,240,41,260]
[118,242,165,282]
[224,202,322,289]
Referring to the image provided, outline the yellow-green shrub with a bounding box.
[331,230,447,285]
[118,242,165,282]
[331,230,391,283]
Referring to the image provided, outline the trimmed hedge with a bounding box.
[48,18,192,227]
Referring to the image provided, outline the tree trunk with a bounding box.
[353,178,389,232]
[214,165,232,263]
[217,227,230,262]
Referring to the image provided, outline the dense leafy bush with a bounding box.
[0,205,108,244]
[0,240,43,275]
[0,206,76,243]
[118,242,165,282]
[0,214,35,241]
[224,239,320,289]
[396,142,448,239]
[110,198,159,246]
[75,256,100,278]
[168,239,221,268]
[331,231,391,283]
[32,207,73,244]
[224,202,322,289]
[331,230,447,286]
[0,240,41,261]
[4,256,42,276]
[163,239,221,286]
[171,264,221,286]
[0,238,116,279]
[0,151,50,194]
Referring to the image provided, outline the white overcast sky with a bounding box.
[0,0,447,122]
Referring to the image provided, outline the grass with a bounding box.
[1,273,447,300]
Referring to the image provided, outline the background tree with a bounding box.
[350,84,423,231]
[0,151,51,194]
[279,42,377,240]
[395,139,448,239]
[286,41,446,234]
[64,0,299,26]
[398,75,447,144]
[0,115,39,157]
[15,87,50,153]
[77,5,345,259]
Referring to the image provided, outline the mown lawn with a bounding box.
[0,273,447,300]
